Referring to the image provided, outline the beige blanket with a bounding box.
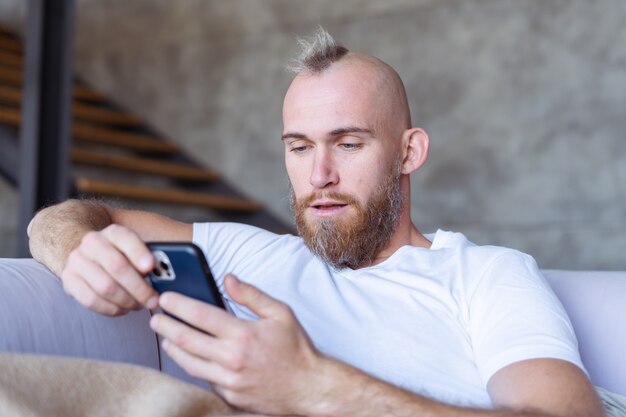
[3,353,624,417]
[0,353,265,417]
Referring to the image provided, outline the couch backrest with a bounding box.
[1,259,624,396]
[0,258,160,369]
[543,270,626,396]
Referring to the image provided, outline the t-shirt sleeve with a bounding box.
[468,250,586,385]
[192,222,300,320]
[192,222,285,289]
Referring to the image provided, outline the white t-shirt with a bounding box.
[193,222,584,408]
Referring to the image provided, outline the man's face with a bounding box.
[282,61,405,268]
[290,160,403,269]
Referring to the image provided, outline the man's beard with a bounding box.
[291,163,404,270]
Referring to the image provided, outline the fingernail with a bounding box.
[139,255,153,270]
[146,296,159,309]
[149,315,158,329]
[162,339,170,350]
[160,292,171,306]
[228,274,239,286]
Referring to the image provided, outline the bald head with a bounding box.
[340,52,412,133]
[284,52,412,143]
[285,28,412,140]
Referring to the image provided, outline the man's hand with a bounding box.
[28,199,191,316]
[150,274,323,415]
[61,224,159,316]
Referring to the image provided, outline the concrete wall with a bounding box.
[1,0,625,270]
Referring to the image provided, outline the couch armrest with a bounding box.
[0,258,159,370]
[543,269,626,397]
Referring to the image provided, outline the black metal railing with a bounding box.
[17,0,76,256]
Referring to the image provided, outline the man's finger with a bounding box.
[224,274,290,321]
[81,229,158,308]
[62,270,128,316]
[150,313,239,368]
[101,224,155,274]
[158,291,245,338]
[72,253,139,310]
[160,337,239,387]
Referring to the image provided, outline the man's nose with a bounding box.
[309,150,339,189]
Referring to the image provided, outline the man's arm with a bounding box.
[150,275,605,417]
[28,199,112,276]
[28,199,192,315]
[305,357,604,417]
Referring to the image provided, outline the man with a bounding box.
[28,29,604,416]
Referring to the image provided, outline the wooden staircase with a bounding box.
[0,24,288,231]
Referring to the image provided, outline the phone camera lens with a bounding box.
[160,261,169,270]
[153,268,161,277]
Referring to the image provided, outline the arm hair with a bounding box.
[28,199,113,276]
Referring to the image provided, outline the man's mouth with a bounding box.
[311,200,347,209]
[309,200,349,216]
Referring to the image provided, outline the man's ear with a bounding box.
[400,127,429,175]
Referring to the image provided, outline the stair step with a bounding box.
[0,85,136,125]
[0,37,21,53]
[73,85,107,102]
[0,66,107,103]
[0,85,20,103]
[0,65,21,84]
[73,122,178,153]
[0,106,19,125]
[71,148,218,181]
[0,107,177,153]
[73,103,143,126]
[0,25,15,38]
[75,177,261,212]
[0,50,22,68]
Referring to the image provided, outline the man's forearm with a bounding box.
[307,358,560,417]
[28,199,113,276]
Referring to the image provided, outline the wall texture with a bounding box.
[1,0,625,269]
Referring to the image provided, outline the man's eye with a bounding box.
[340,143,362,151]
[290,145,309,153]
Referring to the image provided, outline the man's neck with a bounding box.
[367,222,431,267]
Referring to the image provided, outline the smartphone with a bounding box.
[146,242,226,310]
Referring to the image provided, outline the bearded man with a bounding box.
[28,29,604,417]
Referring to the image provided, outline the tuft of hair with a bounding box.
[287,27,349,74]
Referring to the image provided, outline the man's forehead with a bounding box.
[287,61,381,96]
[282,55,406,138]
[282,95,377,139]
[283,68,381,120]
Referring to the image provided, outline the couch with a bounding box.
[0,258,624,396]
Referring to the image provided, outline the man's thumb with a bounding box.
[224,274,287,320]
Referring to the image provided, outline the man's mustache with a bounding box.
[296,191,359,208]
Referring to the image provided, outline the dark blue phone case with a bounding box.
[146,242,226,309]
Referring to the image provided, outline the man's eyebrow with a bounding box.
[329,126,374,137]
[281,127,375,142]
[281,132,306,141]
